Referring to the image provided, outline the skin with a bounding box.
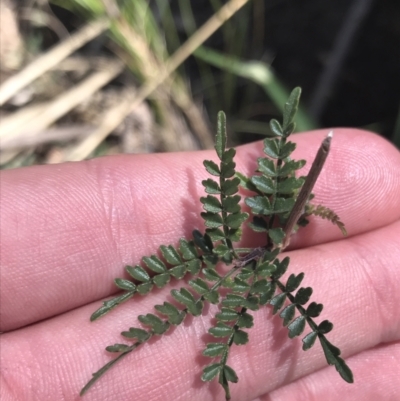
[1,129,399,401]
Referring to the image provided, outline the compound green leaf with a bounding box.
[209,321,234,338]
[137,282,153,295]
[201,195,223,213]
[216,307,238,322]
[283,121,296,137]
[245,196,272,215]
[192,230,214,252]
[252,278,269,294]
[263,138,280,159]
[152,273,170,288]
[189,278,209,295]
[279,159,306,177]
[228,227,242,242]
[257,261,276,278]
[280,304,296,326]
[204,290,219,304]
[169,264,186,279]
[222,293,246,308]
[126,265,150,282]
[285,272,305,293]
[171,288,195,307]
[283,88,301,125]
[225,212,248,229]
[259,282,277,305]
[215,111,227,160]
[206,228,225,241]
[223,365,238,383]
[201,212,223,228]
[237,312,254,328]
[204,233,215,251]
[233,329,249,345]
[221,148,236,163]
[121,327,150,342]
[320,337,354,383]
[190,300,204,317]
[273,256,290,279]
[203,267,221,281]
[283,87,301,129]
[274,197,295,213]
[203,343,227,357]
[106,344,131,353]
[90,292,134,321]
[154,301,179,317]
[279,141,297,159]
[294,287,313,305]
[220,161,236,178]
[268,228,285,246]
[244,295,260,311]
[306,302,323,317]
[213,244,230,257]
[143,256,166,274]
[138,313,165,332]
[232,277,250,293]
[202,178,220,194]
[318,320,334,334]
[114,278,136,292]
[321,336,341,357]
[168,311,186,326]
[201,363,221,382]
[270,118,283,136]
[277,177,304,194]
[222,177,240,195]
[257,157,276,176]
[270,293,287,314]
[203,160,220,176]
[237,267,254,280]
[138,313,164,327]
[222,195,241,213]
[288,315,306,338]
[160,245,182,265]
[251,175,275,194]
[186,259,201,275]
[302,331,318,351]
[179,238,198,260]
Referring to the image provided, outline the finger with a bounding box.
[261,341,400,401]
[1,220,399,400]
[1,129,399,331]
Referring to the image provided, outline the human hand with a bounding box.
[1,129,399,401]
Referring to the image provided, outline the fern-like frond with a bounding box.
[201,111,249,261]
[240,88,308,248]
[90,238,205,321]
[202,250,281,399]
[267,259,354,383]
[82,261,241,396]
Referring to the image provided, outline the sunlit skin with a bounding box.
[1,129,400,401]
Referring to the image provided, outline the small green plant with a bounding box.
[81,87,353,399]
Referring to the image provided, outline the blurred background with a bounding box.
[1,0,399,169]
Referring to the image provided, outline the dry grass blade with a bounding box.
[163,0,251,78]
[0,61,123,148]
[0,125,95,149]
[0,17,109,106]
[65,0,251,161]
